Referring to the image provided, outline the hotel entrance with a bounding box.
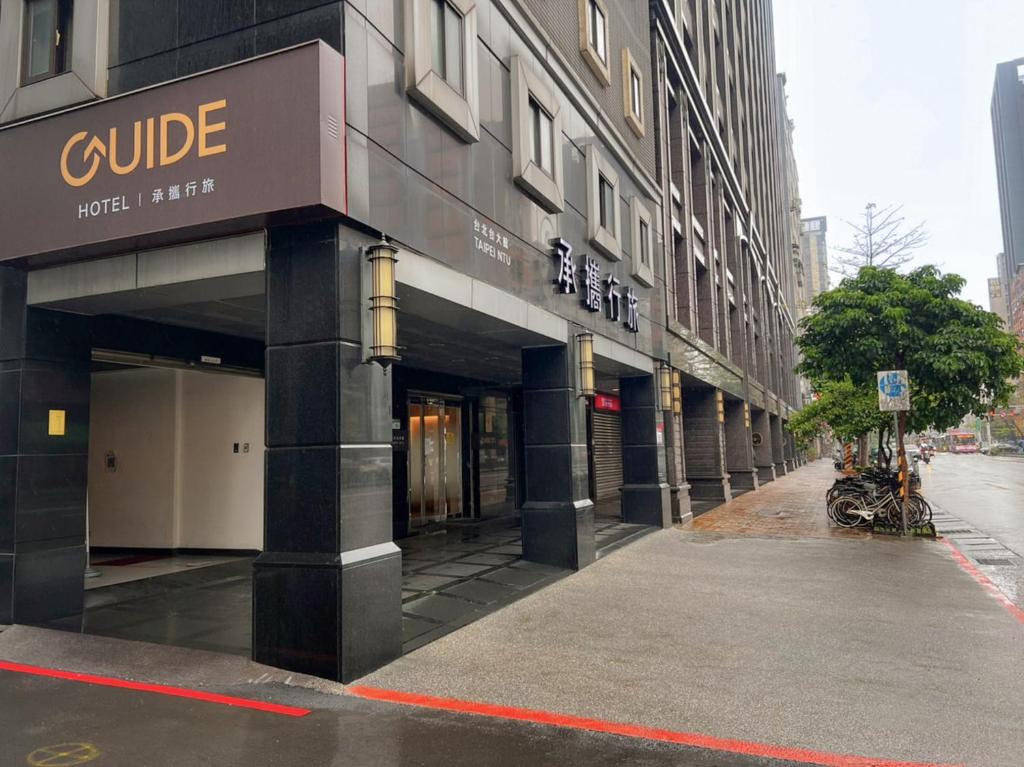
[407,395,464,527]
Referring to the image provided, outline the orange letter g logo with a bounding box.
[60,131,106,187]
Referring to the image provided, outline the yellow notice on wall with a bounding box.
[48,409,66,436]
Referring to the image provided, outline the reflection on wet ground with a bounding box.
[68,517,652,657]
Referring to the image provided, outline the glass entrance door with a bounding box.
[408,395,463,527]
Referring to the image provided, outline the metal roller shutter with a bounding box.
[592,410,623,501]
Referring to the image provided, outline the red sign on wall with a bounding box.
[594,393,621,412]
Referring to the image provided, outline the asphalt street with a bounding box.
[0,643,817,767]
[921,452,1024,556]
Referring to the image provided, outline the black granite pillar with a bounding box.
[770,413,787,476]
[751,408,775,484]
[723,399,758,493]
[521,345,595,571]
[681,387,732,502]
[664,408,692,523]
[619,375,672,527]
[0,266,90,626]
[783,420,797,471]
[254,223,401,683]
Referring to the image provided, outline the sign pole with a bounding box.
[898,410,909,535]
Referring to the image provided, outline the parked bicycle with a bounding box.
[826,466,931,529]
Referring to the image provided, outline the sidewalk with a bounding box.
[685,459,866,539]
[357,477,1023,767]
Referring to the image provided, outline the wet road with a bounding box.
[922,452,1024,556]
[0,668,820,767]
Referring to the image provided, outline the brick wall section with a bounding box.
[682,388,724,478]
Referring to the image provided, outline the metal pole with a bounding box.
[898,410,909,535]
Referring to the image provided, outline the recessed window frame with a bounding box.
[404,0,479,143]
[621,47,645,138]
[0,0,108,124]
[630,196,655,287]
[20,0,74,86]
[585,144,621,261]
[577,0,611,86]
[511,55,564,214]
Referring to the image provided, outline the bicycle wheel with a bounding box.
[907,495,932,526]
[829,495,866,528]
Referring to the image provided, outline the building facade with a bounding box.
[0,0,804,682]
[988,277,1009,326]
[798,217,828,318]
[992,57,1024,330]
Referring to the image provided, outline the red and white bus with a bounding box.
[947,431,979,454]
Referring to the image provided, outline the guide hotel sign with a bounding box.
[0,41,346,263]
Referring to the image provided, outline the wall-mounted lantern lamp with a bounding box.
[366,238,400,367]
[743,402,751,428]
[577,332,595,398]
[658,362,673,412]
[715,390,725,423]
[671,370,682,416]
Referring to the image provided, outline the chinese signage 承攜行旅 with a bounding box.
[551,238,640,333]
[0,41,345,263]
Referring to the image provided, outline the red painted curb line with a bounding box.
[0,660,311,717]
[348,685,959,767]
[940,538,1024,625]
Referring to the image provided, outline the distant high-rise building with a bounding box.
[989,277,1009,324]
[798,217,829,317]
[991,58,1024,327]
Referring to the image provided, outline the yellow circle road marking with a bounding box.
[26,743,100,767]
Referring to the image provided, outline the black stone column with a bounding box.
[619,375,671,527]
[682,387,732,502]
[0,266,90,627]
[723,399,759,493]
[521,345,595,571]
[769,413,788,476]
[254,223,401,683]
[665,408,692,523]
[751,408,776,484]
[783,420,797,471]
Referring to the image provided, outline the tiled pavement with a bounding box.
[398,518,651,651]
[683,459,868,539]
[65,517,652,658]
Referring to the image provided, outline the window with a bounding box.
[511,56,564,213]
[585,144,621,260]
[630,196,654,286]
[404,0,479,143]
[599,174,615,233]
[529,97,553,175]
[621,48,644,137]
[588,0,606,63]
[577,0,610,85]
[430,0,463,94]
[21,0,73,86]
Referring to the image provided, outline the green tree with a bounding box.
[797,266,1023,434]
[789,377,890,448]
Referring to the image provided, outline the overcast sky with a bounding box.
[772,0,1024,309]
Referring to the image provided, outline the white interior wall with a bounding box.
[177,372,264,550]
[87,367,264,550]
[88,368,178,548]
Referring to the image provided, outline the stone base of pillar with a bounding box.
[786,458,796,471]
[727,469,759,492]
[253,546,402,683]
[774,461,788,476]
[687,477,733,502]
[757,465,776,483]
[521,501,595,571]
[621,483,672,528]
[670,484,693,524]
